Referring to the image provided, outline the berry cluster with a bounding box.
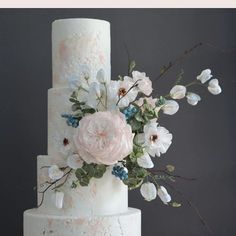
[61,114,79,128]
[112,165,128,180]
[122,106,138,120]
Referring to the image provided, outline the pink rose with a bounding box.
[73,111,134,165]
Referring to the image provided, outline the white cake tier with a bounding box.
[52,18,111,88]
[24,208,141,236]
[37,155,128,217]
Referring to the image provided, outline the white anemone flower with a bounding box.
[110,77,138,108]
[52,191,64,209]
[48,165,64,181]
[170,85,186,99]
[140,182,157,201]
[162,100,179,115]
[157,186,171,205]
[67,154,84,170]
[197,69,213,84]
[137,152,154,169]
[141,121,172,157]
[186,92,201,106]
[131,71,153,96]
[208,79,222,95]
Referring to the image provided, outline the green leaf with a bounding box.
[175,69,184,85]
[83,163,95,177]
[170,202,182,208]
[129,60,136,74]
[129,119,142,132]
[79,176,90,186]
[134,111,144,122]
[94,164,106,178]
[166,165,175,172]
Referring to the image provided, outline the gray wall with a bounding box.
[0,9,235,236]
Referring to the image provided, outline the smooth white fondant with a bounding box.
[52,18,111,88]
[37,155,128,217]
[24,208,141,236]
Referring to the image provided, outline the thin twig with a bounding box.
[150,169,197,181]
[156,42,203,80]
[162,179,213,235]
[156,42,236,81]
[37,168,72,208]
[116,80,140,106]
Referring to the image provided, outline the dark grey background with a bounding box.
[0,9,235,236]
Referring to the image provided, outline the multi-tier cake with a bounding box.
[24,18,141,236]
[23,17,223,236]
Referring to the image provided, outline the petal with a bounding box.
[67,154,84,169]
[140,182,157,201]
[52,191,64,209]
[170,85,186,99]
[162,100,179,115]
[157,186,171,204]
[196,69,212,83]
[186,92,201,106]
[137,152,154,168]
[48,165,64,181]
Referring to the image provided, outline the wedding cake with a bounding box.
[24,19,141,236]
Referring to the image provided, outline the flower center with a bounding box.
[63,138,69,146]
[150,134,158,142]
[118,87,127,96]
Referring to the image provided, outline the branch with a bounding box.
[162,179,213,235]
[37,168,72,208]
[156,42,236,81]
[156,42,203,80]
[150,169,197,181]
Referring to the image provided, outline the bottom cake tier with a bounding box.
[24,208,141,236]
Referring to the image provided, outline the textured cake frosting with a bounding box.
[24,18,141,236]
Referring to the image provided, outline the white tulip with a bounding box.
[186,92,201,106]
[162,100,179,115]
[157,186,171,205]
[208,79,222,95]
[170,85,186,99]
[140,182,157,201]
[48,165,64,181]
[197,69,212,84]
[52,191,64,209]
[67,154,84,170]
[137,152,154,169]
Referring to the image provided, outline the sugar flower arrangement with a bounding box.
[41,63,221,209]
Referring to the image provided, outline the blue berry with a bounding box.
[122,106,138,120]
[61,114,79,128]
[112,165,128,181]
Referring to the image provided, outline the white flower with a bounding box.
[157,186,171,205]
[109,77,138,108]
[197,69,213,84]
[132,71,153,96]
[96,68,108,84]
[208,79,222,95]
[52,191,64,209]
[137,152,154,169]
[67,154,84,170]
[186,92,201,106]
[141,120,172,157]
[48,165,64,181]
[170,85,186,99]
[140,182,157,201]
[162,100,179,115]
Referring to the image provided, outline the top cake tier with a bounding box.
[52,18,111,88]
